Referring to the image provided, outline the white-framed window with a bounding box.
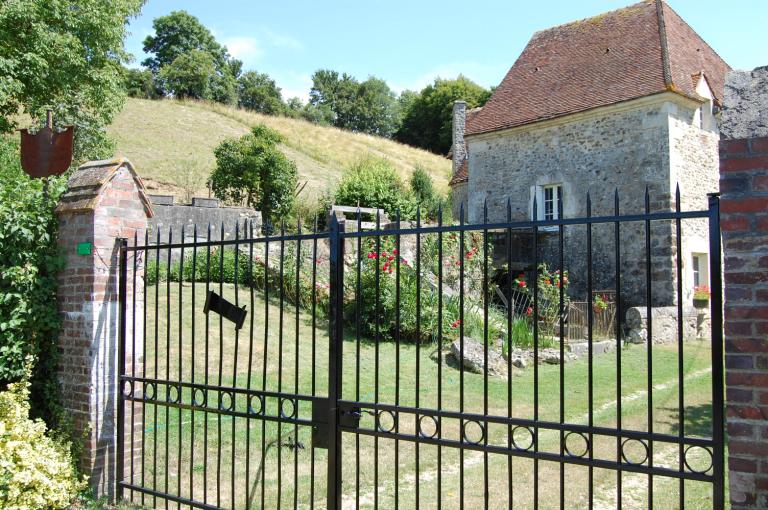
[692,253,709,288]
[538,184,563,220]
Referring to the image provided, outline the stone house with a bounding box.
[449,0,730,308]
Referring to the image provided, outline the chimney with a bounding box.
[452,100,467,176]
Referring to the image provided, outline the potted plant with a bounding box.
[693,285,710,309]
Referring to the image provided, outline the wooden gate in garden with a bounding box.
[116,192,725,509]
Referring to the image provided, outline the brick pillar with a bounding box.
[55,158,152,499]
[719,66,768,509]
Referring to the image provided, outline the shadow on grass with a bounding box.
[662,402,713,438]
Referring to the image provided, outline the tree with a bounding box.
[123,67,162,99]
[308,69,399,136]
[158,50,217,100]
[142,10,227,72]
[238,72,285,115]
[396,75,492,154]
[210,125,297,224]
[143,10,240,105]
[0,0,143,162]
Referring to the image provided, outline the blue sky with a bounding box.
[124,1,768,102]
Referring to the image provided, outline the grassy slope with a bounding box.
[108,98,452,203]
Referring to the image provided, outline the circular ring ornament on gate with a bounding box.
[248,395,264,416]
[376,410,397,434]
[620,438,650,466]
[511,426,535,452]
[218,391,234,412]
[280,398,297,419]
[564,431,590,458]
[192,387,207,408]
[165,384,181,404]
[684,445,713,475]
[417,414,439,439]
[121,380,133,399]
[462,420,486,445]
[144,382,156,401]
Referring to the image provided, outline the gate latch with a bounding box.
[311,398,361,449]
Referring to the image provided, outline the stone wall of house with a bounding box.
[670,100,721,302]
[451,181,468,220]
[465,93,719,308]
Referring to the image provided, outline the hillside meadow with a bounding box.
[108,98,452,204]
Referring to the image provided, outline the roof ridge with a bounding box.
[530,0,650,36]
[655,0,673,87]
[660,1,731,74]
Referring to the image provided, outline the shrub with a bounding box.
[0,136,65,427]
[333,156,416,220]
[0,368,85,509]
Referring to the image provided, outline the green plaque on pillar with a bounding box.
[77,242,92,256]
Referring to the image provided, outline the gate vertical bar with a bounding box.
[117,237,128,501]
[327,215,345,510]
[708,193,725,510]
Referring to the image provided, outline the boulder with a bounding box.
[450,337,508,377]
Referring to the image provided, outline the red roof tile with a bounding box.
[449,159,468,185]
[466,0,730,136]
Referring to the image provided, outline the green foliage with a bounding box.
[122,67,162,99]
[0,0,143,162]
[0,365,85,510]
[210,124,297,223]
[512,263,570,335]
[333,157,416,219]
[238,71,285,115]
[142,10,228,73]
[409,166,447,220]
[143,10,240,105]
[308,70,399,137]
[0,137,65,428]
[158,50,218,100]
[396,75,492,154]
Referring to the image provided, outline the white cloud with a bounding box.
[223,36,263,65]
[265,30,303,50]
[276,72,313,103]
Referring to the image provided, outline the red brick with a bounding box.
[755,176,768,192]
[730,456,759,473]
[751,137,768,154]
[721,156,768,173]
[727,338,768,353]
[727,372,768,387]
[722,216,751,232]
[730,439,768,456]
[729,421,757,437]
[722,197,768,213]
[721,139,751,154]
[728,406,768,420]
[727,387,754,403]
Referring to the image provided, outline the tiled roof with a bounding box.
[449,159,468,185]
[56,157,154,217]
[466,0,730,136]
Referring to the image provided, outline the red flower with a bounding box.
[388,256,395,262]
[381,251,388,258]
[525,307,533,316]
[544,278,551,286]
[392,249,399,255]
[518,280,527,288]
[367,252,377,259]
[382,263,390,272]
[450,319,461,329]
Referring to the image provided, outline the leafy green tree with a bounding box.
[210,124,297,223]
[143,10,240,104]
[142,10,228,72]
[123,67,162,99]
[334,156,416,219]
[238,71,285,115]
[396,75,491,154]
[308,69,400,137]
[0,0,143,162]
[158,50,217,100]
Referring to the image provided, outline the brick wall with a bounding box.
[721,136,768,509]
[56,159,150,499]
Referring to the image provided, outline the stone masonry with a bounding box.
[465,92,719,308]
[55,158,152,498]
[719,66,768,510]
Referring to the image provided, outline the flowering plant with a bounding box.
[693,285,710,300]
[593,293,609,313]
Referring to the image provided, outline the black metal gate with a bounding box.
[118,191,725,509]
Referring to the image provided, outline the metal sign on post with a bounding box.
[19,109,74,179]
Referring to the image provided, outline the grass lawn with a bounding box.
[123,283,722,509]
